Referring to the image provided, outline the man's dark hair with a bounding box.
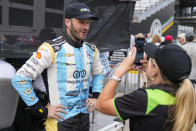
[185,32,195,42]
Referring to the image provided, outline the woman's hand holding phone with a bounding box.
[114,47,137,77]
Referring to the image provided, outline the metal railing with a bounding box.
[134,0,163,16]
[133,0,174,23]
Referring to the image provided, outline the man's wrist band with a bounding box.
[109,74,121,82]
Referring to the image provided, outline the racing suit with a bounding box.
[12,33,104,131]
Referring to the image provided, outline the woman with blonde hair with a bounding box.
[151,34,162,46]
[96,43,196,131]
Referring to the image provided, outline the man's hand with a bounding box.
[46,105,67,121]
[86,98,97,112]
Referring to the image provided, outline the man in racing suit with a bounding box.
[12,2,104,131]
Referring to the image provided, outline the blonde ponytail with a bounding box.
[150,58,196,130]
[171,79,196,131]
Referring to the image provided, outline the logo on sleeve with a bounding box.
[36,52,41,59]
[24,88,32,95]
[31,97,35,101]
[19,80,27,86]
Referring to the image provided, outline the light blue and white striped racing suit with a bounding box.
[12,35,104,128]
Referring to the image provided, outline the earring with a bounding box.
[150,76,154,81]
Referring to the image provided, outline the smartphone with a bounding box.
[134,52,144,66]
[134,38,145,66]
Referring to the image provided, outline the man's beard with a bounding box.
[70,21,84,41]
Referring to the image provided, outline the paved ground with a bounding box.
[193,125,196,131]
[90,111,196,131]
[90,111,118,131]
